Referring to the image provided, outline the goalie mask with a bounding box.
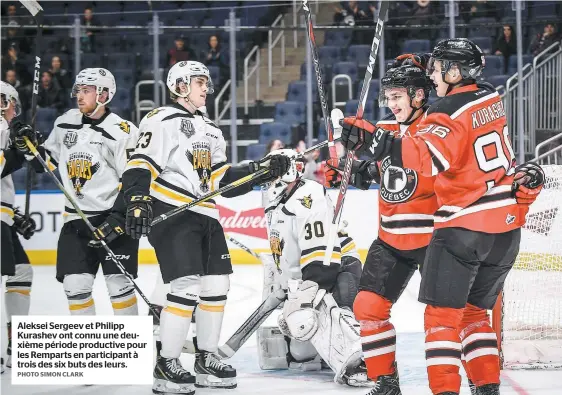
[71,68,116,117]
[0,81,22,118]
[266,149,306,204]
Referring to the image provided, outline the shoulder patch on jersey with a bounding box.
[179,118,196,138]
[297,194,313,209]
[426,90,484,117]
[117,121,130,134]
[146,108,163,118]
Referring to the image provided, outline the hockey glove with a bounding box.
[13,207,36,240]
[125,195,154,239]
[324,158,380,190]
[88,215,126,248]
[9,119,42,155]
[341,116,394,160]
[249,154,291,184]
[512,162,545,206]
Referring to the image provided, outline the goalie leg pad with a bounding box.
[105,274,138,316]
[283,280,326,341]
[63,273,96,315]
[257,326,289,370]
[308,293,364,384]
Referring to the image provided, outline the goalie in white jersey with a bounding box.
[0,82,39,374]
[120,61,290,394]
[11,68,141,318]
[257,148,372,388]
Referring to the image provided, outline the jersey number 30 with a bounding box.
[304,221,325,240]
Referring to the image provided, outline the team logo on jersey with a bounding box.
[117,121,130,134]
[298,194,313,209]
[63,131,78,149]
[186,141,211,193]
[269,229,284,269]
[146,108,160,118]
[379,156,418,203]
[66,152,100,199]
[180,119,195,138]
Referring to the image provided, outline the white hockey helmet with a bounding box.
[167,60,214,98]
[266,149,306,203]
[71,68,116,104]
[0,81,22,116]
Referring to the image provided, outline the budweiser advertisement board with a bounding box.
[16,189,380,264]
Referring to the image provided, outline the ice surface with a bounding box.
[2,265,561,395]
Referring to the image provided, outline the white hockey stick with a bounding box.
[225,233,260,259]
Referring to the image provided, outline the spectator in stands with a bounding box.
[494,24,516,72]
[266,139,285,153]
[37,71,65,114]
[202,34,228,83]
[166,37,197,67]
[465,0,498,21]
[3,68,31,117]
[81,6,99,53]
[1,44,31,85]
[1,20,31,55]
[49,55,71,94]
[333,1,375,44]
[405,0,439,40]
[530,23,560,57]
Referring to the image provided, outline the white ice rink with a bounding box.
[2,264,561,395]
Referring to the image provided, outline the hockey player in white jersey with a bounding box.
[11,68,141,317]
[120,60,290,394]
[0,82,38,373]
[256,148,372,387]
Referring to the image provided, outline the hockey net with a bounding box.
[493,164,562,369]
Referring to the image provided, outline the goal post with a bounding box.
[492,164,562,369]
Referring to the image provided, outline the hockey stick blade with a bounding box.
[322,0,389,266]
[218,287,286,359]
[19,0,43,16]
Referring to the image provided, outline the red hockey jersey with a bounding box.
[395,84,528,233]
[376,114,438,250]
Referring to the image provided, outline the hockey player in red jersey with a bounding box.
[325,57,436,395]
[338,39,544,395]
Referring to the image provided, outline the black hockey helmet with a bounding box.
[427,38,485,80]
[379,65,433,118]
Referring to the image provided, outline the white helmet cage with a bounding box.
[167,61,214,99]
[266,149,306,203]
[71,68,116,107]
[0,81,22,116]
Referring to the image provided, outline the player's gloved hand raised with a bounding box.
[13,207,36,240]
[324,158,380,190]
[249,154,291,183]
[125,195,154,239]
[88,215,126,248]
[341,116,394,160]
[512,162,545,206]
[9,119,42,155]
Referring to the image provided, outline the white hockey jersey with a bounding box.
[265,179,343,287]
[125,104,229,220]
[1,118,15,225]
[40,109,139,222]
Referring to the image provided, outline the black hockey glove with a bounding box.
[341,116,394,160]
[249,154,291,184]
[324,158,380,190]
[9,119,42,155]
[511,162,545,206]
[88,215,126,248]
[13,207,36,240]
[125,195,154,239]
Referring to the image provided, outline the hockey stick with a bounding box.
[322,0,389,266]
[19,0,43,219]
[22,137,160,318]
[225,233,260,259]
[302,0,337,159]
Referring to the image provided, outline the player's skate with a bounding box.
[342,360,373,387]
[194,350,237,389]
[153,356,195,395]
[365,368,401,395]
